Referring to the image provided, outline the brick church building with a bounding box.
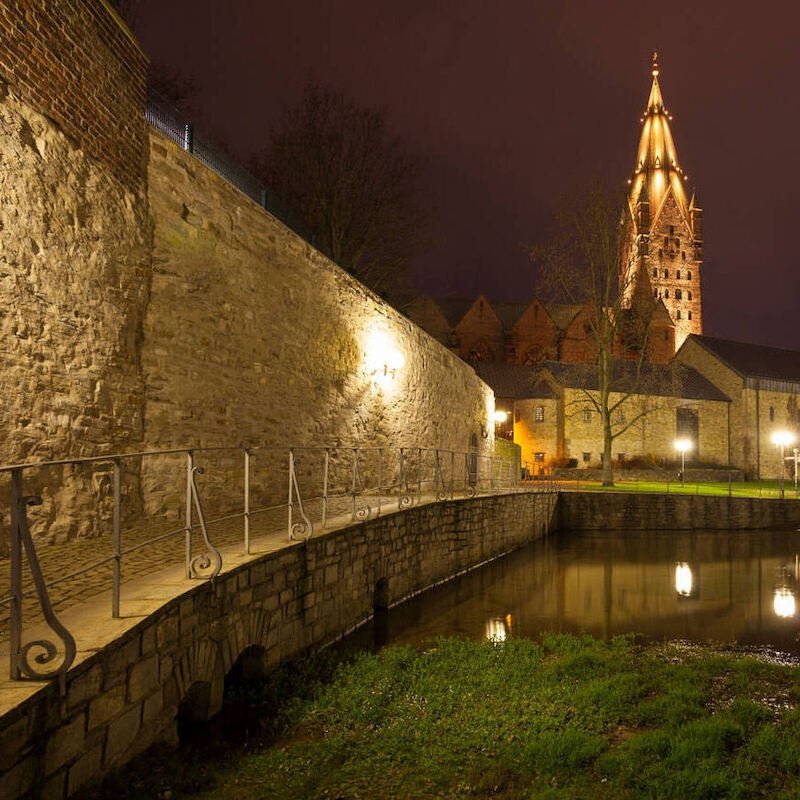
[402,56,800,479]
[405,53,702,367]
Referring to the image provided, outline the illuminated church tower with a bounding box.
[620,52,703,350]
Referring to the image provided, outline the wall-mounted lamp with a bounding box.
[364,329,405,384]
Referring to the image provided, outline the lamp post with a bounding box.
[674,438,692,486]
[771,431,795,499]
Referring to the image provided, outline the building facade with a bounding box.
[676,335,800,479]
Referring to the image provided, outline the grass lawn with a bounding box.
[561,478,800,500]
[89,635,800,800]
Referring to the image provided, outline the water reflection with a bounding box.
[674,562,694,597]
[348,529,800,655]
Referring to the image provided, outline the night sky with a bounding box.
[133,1,800,350]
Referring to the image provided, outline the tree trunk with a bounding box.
[602,408,614,486]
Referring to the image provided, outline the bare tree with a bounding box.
[255,84,429,297]
[532,183,679,486]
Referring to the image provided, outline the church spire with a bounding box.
[629,52,688,219]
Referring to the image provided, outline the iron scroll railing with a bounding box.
[0,444,539,683]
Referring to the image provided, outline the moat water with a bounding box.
[344,528,800,656]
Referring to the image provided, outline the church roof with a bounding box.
[685,335,800,384]
[628,52,690,221]
[542,360,729,402]
[473,363,558,400]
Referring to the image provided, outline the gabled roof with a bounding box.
[491,300,528,330]
[546,304,583,330]
[683,335,800,383]
[473,363,558,400]
[542,360,729,402]
[430,297,475,328]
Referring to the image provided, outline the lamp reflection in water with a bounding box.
[675,562,693,597]
[486,614,513,643]
[773,561,798,619]
[773,588,796,619]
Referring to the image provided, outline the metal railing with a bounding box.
[145,91,315,244]
[0,443,538,683]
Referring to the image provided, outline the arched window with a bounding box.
[676,310,682,319]
[676,270,681,280]
[688,311,692,320]
[663,269,669,278]
[687,270,692,280]
[664,289,669,299]
[682,251,686,261]
[652,267,658,278]
[688,291,692,300]
[675,289,682,300]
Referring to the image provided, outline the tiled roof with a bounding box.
[473,363,558,400]
[687,335,800,383]
[542,360,729,402]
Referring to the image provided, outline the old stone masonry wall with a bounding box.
[0,0,152,541]
[141,132,494,513]
[0,0,495,541]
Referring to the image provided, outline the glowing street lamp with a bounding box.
[674,438,692,486]
[771,431,795,498]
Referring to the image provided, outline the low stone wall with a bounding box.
[558,491,800,531]
[0,491,556,799]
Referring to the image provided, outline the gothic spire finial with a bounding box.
[652,50,659,77]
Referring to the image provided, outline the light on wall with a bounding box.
[363,329,405,384]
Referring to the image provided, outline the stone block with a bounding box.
[89,684,127,730]
[104,704,141,766]
[67,742,103,795]
[40,769,67,800]
[156,614,179,648]
[45,712,86,774]
[104,636,140,688]
[142,687,164,724]
[0,714,30,772]
[68,662,103,710]
[128,654,159,703]
[0,754,36,798]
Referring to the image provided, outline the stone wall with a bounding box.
[0,491,556,799]
[0,7,151,541]
[558,491,800,531]
[0,0,148,194]
[141,132,495,514]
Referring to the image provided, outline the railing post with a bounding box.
[287,448,295,538]
[9,469,22,680]
[322,449,330,529]
[244,448,251,554]
[418,448,423,504]
[351,448,358,521]
[377,448,383,517]
[112,459,121,618]
[185,451,193,579]
[183,122,194,153]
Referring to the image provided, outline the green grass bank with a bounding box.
[85,635,800,800]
